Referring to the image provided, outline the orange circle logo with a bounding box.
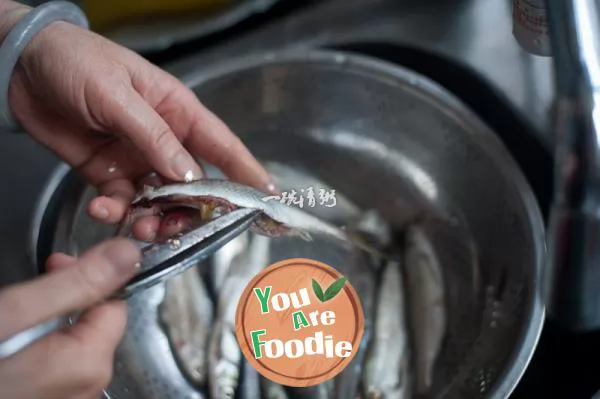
[235,257,365,387]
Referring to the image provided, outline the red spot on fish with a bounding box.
[157,209,202,240]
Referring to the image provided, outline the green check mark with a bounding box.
[311,276,347,302]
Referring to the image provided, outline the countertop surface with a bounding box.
[2,0,600,398]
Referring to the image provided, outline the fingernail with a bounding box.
[94,205,110,219]
[103,240,140,275]
[173,152,202,182]
[266,181,281,195]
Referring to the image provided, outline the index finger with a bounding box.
[154,81,278,195]
[187,103,278,194]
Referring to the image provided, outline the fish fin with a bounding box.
[293,229,313,242]
[345,230,395,261]
[200,202,217,221]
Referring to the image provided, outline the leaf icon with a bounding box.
[323,276,347,302]
[312,279,325,302]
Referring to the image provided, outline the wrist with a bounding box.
[0,1,89,130]
[1,2,88,77]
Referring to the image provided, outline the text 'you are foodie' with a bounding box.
[235,258,365,387]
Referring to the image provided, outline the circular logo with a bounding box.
[235,257,364,387]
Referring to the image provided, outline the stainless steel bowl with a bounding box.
[31,49,546,399]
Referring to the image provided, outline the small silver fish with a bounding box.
[333,233,379,399]
[404,225,446,394]
[260,378,289,399]
[208,320,240,399]
[158,267,213,386]
[335,325,371,399]
[209,234,271,399]
[128,179,346,241]
[363,261,410,399]
[210,231,249,294]
[112,284,207,399]
[119,179,387,259]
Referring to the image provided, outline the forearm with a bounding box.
[0,1,31,42]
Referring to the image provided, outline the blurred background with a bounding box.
[20,0,313,61]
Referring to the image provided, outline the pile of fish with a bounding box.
[122,178,447,399]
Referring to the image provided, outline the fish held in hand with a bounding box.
[121,179,347,241]
[119,179,387,257]
[404,225,446,394]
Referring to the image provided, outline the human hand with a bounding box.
[1,1,277,240]
[0,238,139,399]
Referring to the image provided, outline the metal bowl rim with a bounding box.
[28,161,72,269]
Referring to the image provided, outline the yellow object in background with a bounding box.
[81,0,233,32]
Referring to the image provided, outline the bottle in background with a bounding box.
[512,0,551,57]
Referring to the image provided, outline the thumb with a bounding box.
[0,238,140,339]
